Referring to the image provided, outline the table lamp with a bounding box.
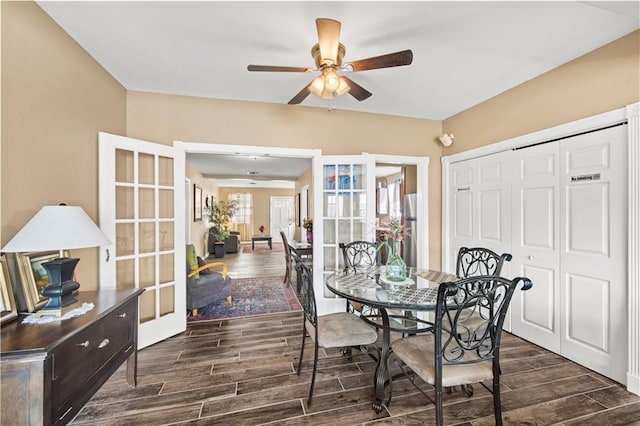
[2,204,111,316]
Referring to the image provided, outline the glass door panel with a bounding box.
[100,132,184,349]
[317,156,373,299]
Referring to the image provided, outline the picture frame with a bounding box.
[194,184,202,222]
[15,250,70,313]
[0,255,18,324]
[295,193,301,227]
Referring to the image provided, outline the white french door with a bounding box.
[99,132,185,349]
[270,196,294,240]
[313,155,375,314]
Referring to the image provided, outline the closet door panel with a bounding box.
[560,125,627,383]
[511,143,561,351]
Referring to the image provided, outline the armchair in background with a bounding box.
[186,244,232,316]
[225,231,241,253]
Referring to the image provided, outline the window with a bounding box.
[230,192,252,224]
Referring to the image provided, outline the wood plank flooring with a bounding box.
[70,245,640,425]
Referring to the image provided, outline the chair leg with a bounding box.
[297,328,306,375]
[493,372,503,426]
[435,385,444,426]
[308,342,319,405]
[192,308,198,316]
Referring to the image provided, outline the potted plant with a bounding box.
[206,199,238,258]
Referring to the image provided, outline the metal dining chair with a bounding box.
[456,246,512,278]
[390,275,533,426]
[291,253,378,405]
[339,240,379,313]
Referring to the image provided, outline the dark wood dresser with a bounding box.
[1,289,144,425]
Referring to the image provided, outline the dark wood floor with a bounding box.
[70,245,640,425]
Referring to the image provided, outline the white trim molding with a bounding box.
[627,102,640,395]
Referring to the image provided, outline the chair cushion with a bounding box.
[186,271,232,310]
[306,312,378,348]
[391,333,494,387]
[186,244,199,278]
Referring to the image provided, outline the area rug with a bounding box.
[242,243,285,253]
[187,275,301,322]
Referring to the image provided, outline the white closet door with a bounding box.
[447,151,512,275]
[510,143,561,352]
[448,160,475,273]
[559,125,627,383]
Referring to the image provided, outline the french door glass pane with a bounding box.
[116,187,134,219]
[160,285,175,316]
[140,290,155,323]
[138,153,155,185]
[139,189,155,219]
[158,156,174,186]
[115,149,134,183]
[139,222,156,253]
[116,259,134,290]
[116,223,134,256]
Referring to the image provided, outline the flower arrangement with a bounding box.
[259,225,265,233]
[376,219,404,249]
[377,218,407,282]
[303,218,313,232]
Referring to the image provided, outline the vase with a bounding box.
[385,240,407,282]
[306,230,313,244]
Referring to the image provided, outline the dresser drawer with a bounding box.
[51,299,136,414]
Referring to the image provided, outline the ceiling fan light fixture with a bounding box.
[336,77,350,96]
[324,68,340,92]
[309,76,324,96]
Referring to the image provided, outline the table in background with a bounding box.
[325,267,458,412]
[251,235,273,250]
[289,240,312,257]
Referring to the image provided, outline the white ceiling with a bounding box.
[36,1,639,186]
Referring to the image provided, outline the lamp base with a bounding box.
[36,257,81,317]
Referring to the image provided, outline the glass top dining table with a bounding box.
[325,266,458,413]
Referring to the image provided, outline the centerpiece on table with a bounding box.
[377,218,407,282]
[259,225,265,236]
[303,218,313,244]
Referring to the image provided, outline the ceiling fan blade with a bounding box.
[316,18,341,64]
[347,49,413,72]
[288,83,312,105]
[248,65,312,72]
[340,76,372,102]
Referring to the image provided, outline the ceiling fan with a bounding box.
[247,18,413,105]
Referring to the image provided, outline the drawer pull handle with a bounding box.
[98,338,110,349]
[77,340,90,348]
[118,313,127,318]
[60,406,73,419]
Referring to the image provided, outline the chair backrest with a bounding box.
[435,275,532,368]
[281,231,291,256]
[290,252,317,329]
[340,241,378,273]
[455,247,512,278]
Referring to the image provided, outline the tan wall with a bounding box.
[186,162,219,257]
[294,167,313,241]
[1,2,127,289]
[443,30,640,154]
[217,187,295,241]
[126,92,444,268]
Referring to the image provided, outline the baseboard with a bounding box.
[627,372,640,396]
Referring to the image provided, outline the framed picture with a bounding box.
[295,193,301,227]
[0,255,18,324]
[15,250,70,313]
[194,184,202,222]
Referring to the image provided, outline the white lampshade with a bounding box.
[2,205,111,253]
